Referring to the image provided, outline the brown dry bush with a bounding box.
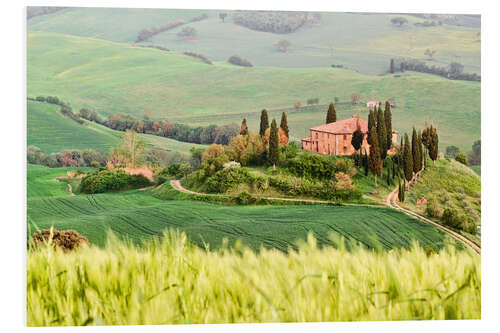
[30,229,89,252]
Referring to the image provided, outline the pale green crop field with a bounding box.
[28,9,480,75]
[27,32,480,150]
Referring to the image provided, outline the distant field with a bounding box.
[27,166,453,251]
[27,33,480,150]
[28,9,480,75]
[27,100,206,154]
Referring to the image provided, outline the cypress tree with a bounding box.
[280,112,289,138]
[386,166,391,186]
[367,109,376,144]
[429,127,439,164]
[403,133,413,186]
[351,122,364,154]
[368,126,382,186]
[363,148,369,176]
[376,106,387,161]
[411,127,419,173]
[240,118,248,135]
[326,102,337,123]
[384,101,393,150]
[390,58,395,74]
[268,119,279,167]
[259,109,269,137]
[392,158,396,179]
[417,130,423,172]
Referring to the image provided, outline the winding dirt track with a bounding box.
[170,179,481,255]
[386,186,481,255]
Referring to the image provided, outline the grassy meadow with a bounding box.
[27,100,206,154]
[27,32,480,150]
[27,230,480,326]
[27,165,454,252]
[28,9,480,75]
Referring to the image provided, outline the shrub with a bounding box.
[30,228,89,252]
[441,208,460,229]
[206,167,253,193]
[455,151,468,165]
[228,55,253,67]
[80,169,151,194]
[233,191,257,205]
[425,198,442,218]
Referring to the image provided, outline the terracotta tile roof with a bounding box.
[310,117,368,134]
[302,136,313,142]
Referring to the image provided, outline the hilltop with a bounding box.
[28,9,480,75]
[27,32,480,150]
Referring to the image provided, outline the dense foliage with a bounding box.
[390,58,480,82]
[80,169,152,194]
[228,55,253,67]
[27,145,107,168]
[135,20,185,43]
[232,11,308,34]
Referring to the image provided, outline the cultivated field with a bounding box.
[27,165,455,251]
[27,32,480,150]
[27,230,480,326]
[28,9,480,75]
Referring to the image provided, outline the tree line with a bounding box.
[389,58,480,82]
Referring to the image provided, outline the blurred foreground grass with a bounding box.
[27,231,480,326]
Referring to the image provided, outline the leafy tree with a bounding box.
[259,109,269,136]
[384,101,393,150]
[455,151,468,165]
[177,27,197,39]
[274,39,291,52]
[376,107,388,161]
[468,140,481,165]
[445,145,460,159]
[424,49,437,60]
[190,147,204,169]
[280,112,289,138]
[351,92,360,104]
[219,13,227,22]
[368,126,382,186]
[391,17,408,27]
[351,122,364,154]
[116,130,146,167]
[268,119,279,167]
[326,102,337,123]
[240,118,248,135]
[403,133,413,185]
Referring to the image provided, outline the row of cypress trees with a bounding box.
[366,102,393,186]
[239,109,290,168]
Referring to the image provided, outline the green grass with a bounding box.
[27,164,94,198]
[27,100,206,154]
[28,9,480,75]
[27,32,480,150]
[27,165,454,252]
[470,165,481,175]
[27,230,480,326]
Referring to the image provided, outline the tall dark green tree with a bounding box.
[268,119,279,167]
[417,130,423,171]
[368,126,382,186]
[259,109,269,137]
[403,133,413,186]
[429,127,439,164]
[376,106,388,161]
[280,112,289,138]
[351,122,364,154]
[326,102,337,123]
[384,101,393,150]
[363,148,369,176]
[240,118,248,135]
[367,109,376,145]
[411,127,420,173]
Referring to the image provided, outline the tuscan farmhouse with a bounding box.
[366,100,381,108]
[301,116,398,156]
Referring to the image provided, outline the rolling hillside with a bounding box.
[27,32,480,150]
[27,165,454,251]
[28,9,480,75]
[27,100,206,154]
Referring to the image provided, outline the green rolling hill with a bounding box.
[27,32,480,150]
[27,99,206,154]
[27,165,453,251]
[28,9,480,75]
